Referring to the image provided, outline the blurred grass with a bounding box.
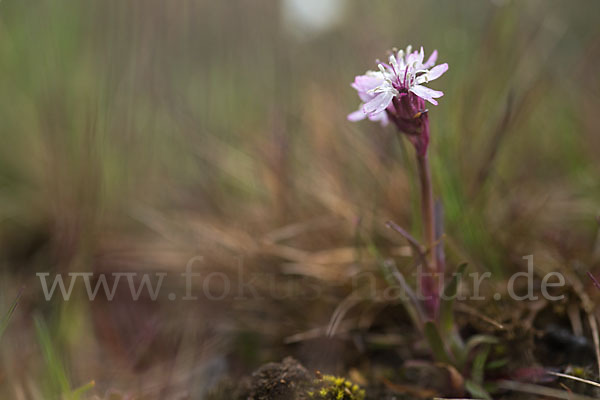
[0,0,599,398]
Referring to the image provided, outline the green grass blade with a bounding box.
[464,334,499,355]
[465,379,492,400]
[424,321,453,365]
[0,289,22,341]
[440,263,467,335]
[34,315,72,396]
[471,345,491,385]
[71,380,95,400]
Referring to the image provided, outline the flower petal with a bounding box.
[405,46,424,67]
[409,85,443,105]
[363,91,395,116]
[347,108,367,122]
[423,50,438,68]
[369,110,389,126]
[351,74,384,93]
[357,91,374,103]
[427,63,448,81]
[416,63,448,84]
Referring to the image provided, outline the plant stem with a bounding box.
[416,152,439,319]
[416,153,436,273]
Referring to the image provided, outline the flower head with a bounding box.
[348,45,448,155]
[349,46,448,124]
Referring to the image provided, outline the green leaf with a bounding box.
[471,345,490,385]
[465,379,492,400]
[35,315,96,399]
[440,263,467,335]
[464,334,499,356]
[449,333,467,369]
[71,380,95,400]
[380,259,425,330]
[34,315,72,397]
[485,357,509,370]
[0,290,22,341]
[424,321,452,365]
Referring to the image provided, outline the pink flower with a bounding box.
[348,46,448,124]
[347,73,390,126]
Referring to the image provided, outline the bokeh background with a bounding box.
[1,0,600,398]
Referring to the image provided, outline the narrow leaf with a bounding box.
[440,263,467,335]
[464,334,499,356]
[71,380,95,400]
[0,289,22,341]
[471,345,490,385]
[34,315,72,395]
[424,321,452,365]
[465,379,492,400]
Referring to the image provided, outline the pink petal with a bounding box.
[369,110,389,126]
[351,75,383,92]
[427,63,448,81]
[363,91,394,116]
[423,50,438,68]
[416,63,448,84]
[409,85,443,105]
[347,108,367,122]
[357,91,373,103]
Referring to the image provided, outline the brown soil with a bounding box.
[208,357,312,400]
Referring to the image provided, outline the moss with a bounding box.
[307,374,365,400]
